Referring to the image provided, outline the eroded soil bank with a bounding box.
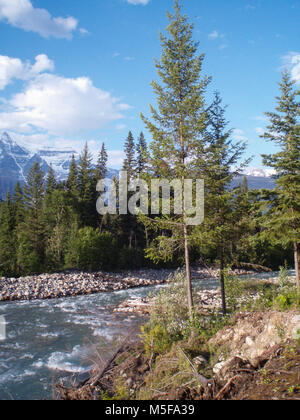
[57,311,300,401]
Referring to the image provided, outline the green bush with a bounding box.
[65,227,118,271]
[118,247,146,269]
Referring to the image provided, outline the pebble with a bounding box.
[0,267,255,303]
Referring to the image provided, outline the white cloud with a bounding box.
[282,52,300,84]
[208,30,219,40]
[0,54,54,90]
[245,5,256,11]
[79,28,89,36]
[116,124,127,131]
[255,127,265,136]
[0,73,130,136]
[126,0,150,5]
[107,150,125,167]
[232,129,249,142]
[252,115,267,122]
[245,167,276,177]
[0,0,78,39]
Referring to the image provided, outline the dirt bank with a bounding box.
[56,310,300,401]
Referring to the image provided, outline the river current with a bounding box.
[0,271,292,400]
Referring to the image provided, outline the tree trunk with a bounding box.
[184,224,193,317]
[294,242,300,295]
[220,245,227,316]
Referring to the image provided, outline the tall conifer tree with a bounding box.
[123,131,136,180]
[18,163,45,273]
[67,154,79,198]
[198,92,249,314]
[95,142,108,181]
[136,132,148,174]
[46,165,57,195]
[78,143,95,226]
[260,71,300,292]
[141,0,210,316]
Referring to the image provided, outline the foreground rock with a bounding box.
[209,310,300,366]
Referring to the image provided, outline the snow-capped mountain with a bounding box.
[0,132,118,200]
[37,147,79,181]
[0,132,276,200]
[0,132,32,198]
[231,167,276,190]
[245,167,276,178]
[0,132,78,198]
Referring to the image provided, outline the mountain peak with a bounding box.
[1,132,13,145]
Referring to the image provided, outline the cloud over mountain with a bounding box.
[0,54,130,138]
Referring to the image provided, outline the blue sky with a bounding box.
[0,0,299,172]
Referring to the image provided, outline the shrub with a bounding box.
[118,247,146,269]
[65,227,118,271]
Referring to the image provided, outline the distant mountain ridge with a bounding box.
[0,132,275,200]
[0,132,118,199]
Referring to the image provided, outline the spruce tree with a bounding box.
[123,131,136,180]
[78,143,95,226]
[13,182,25,225]
[95,142,108,181]
[198,92,249,315]
[46,165,57,195]
[0,193,16,276]
[17,163,45,273]
[67,154,79,198]
[141,0,210,316]
[23,162,45,212]
[260,71,300,292]
[136,132,148,174]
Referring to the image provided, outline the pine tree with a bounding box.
[46,165,57,195]
[17,163,45,273]
[260,71,300,292]
[23,162,45,212]
[123,131,136,180]
[78,142,95,226]
[67,154,79,197]
[0,192,16,276]
[95,142,108,181]
[141,0,210,316]
[13,182,25,225]
[42,190,79,268]
[198,92,249,314]
[136,132,148,174]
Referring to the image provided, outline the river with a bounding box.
[0,270,293,400]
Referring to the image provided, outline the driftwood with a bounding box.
[213,375,243,400]
[177,345,210,387]
[88,331,134,388]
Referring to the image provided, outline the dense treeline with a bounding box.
[0,124,295,279]
[0,2,298,290]
[0,135,156,276]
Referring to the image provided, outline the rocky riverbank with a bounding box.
[0,267,256,302]
[114,290,222,314]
